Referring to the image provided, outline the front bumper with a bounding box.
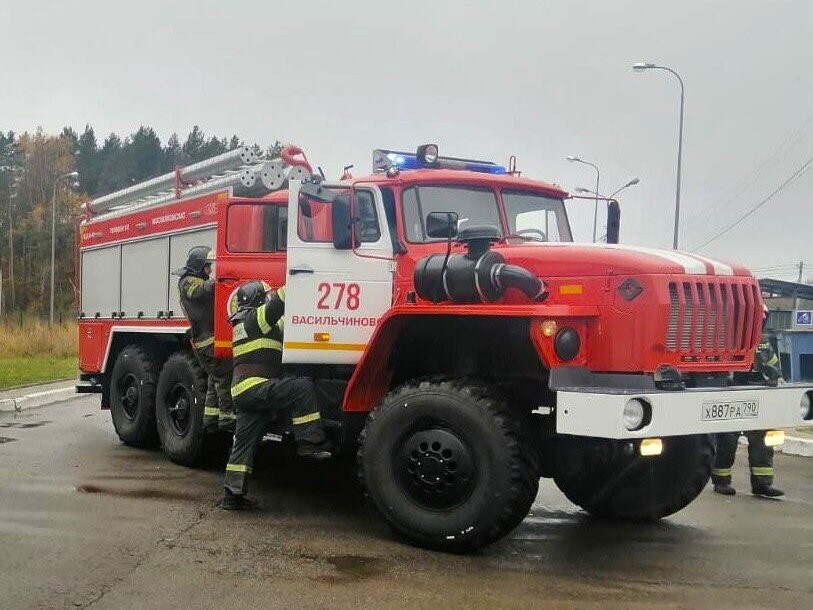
[555,384,812,439]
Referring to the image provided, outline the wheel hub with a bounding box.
[167,384,191,436]
[119,374,139,420]
[396,428,475,509]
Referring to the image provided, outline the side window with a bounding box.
[355,190,381,243]
[297,197,333,243]
[226,204,285,252]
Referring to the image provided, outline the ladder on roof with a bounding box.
[84,145,313,217]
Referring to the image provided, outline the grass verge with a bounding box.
[0,356,77,390]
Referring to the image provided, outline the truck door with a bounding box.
[283,181,394,365]
[214,201,287,357]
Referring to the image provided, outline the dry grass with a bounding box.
[0,321,77,358]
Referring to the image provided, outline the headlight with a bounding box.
[623,398,650,431]
[801,391,813,421]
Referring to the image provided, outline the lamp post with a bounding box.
[566,156,600,242]
[575,177,640,199]
[632,62,685,249]
[50,171,79,325]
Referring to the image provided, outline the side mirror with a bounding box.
[606,200,621,244]
[332,195,355,250]
[426,211,459,239]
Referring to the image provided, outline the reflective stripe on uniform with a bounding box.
[257,305,271,334]
[232,337,282,357]
[225,463,252,473]
[712,468,731,477]
[277,317,284,332]
[231,376,268,398]
[186,278,203,298]
[292,411,321,425]
[218,412,237,421]
[277,286,286,302]
[203,406,220,416]
[751,467,774,476]
[193,336,215,349]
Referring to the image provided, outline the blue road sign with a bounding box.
[795,310,813,326]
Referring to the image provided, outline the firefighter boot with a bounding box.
[221,488,257,511]
[752,484,784,498]
[297,439,334,460]
[714,483,736,496]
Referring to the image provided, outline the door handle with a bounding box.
[289,266,314,275]
[217,276,238,283]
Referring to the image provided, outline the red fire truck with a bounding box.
[77,144,812,552]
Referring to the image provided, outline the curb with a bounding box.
[779,436,813,458]
[0,387,77,413]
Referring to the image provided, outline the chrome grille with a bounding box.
[666,279,760,353]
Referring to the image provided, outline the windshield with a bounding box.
[402,185,572,243]
[503,191,572,242]
[403,186,500,242]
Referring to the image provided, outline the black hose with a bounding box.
[493,264,545,300]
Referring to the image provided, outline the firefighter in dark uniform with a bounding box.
[713,319,784,498]
[173,246,235,433]
[222,281,332,510]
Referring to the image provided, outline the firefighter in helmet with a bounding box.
[712,306,784,498]
[222,280,333,510]
[173,246,235,433]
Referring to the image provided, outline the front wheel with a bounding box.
[554,434,714,522]
[358,378,539,553]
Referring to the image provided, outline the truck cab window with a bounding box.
[403,185,501,243]
[227,204,285,252]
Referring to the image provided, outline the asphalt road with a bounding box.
[1,395,811,609]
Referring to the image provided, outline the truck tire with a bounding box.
[358,378,539,553]
[109,344,159,448]
[155,351,209,466]
[554,434,714,522]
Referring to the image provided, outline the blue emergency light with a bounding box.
[372,145,506,175]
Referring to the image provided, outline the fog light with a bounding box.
[764,430,785,447]
[540,319,557,337]
[623,398,649,431]
[801,392,812,420]
[639,438,663,456]
[554,327,581,361]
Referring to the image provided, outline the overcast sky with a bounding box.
[2,0,811,278]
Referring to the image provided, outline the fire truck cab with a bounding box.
[77,144,813,552]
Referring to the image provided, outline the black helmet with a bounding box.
[173,246,213,276]
[236,280,267,310]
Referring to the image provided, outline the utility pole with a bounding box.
[796,261,804,310]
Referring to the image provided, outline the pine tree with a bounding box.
[76,125,100,195]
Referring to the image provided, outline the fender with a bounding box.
[342,303,600,412]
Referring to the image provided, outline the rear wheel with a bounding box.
[358,378,538,553]
[109,344,159,447]
[156,351,210,466]
[554,434,714,521]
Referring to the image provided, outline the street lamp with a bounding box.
[632,62,685,249]
[566,156,600,242]
[50,171,79,325]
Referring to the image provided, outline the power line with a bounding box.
[691,155,813,251]
[681,112,813,231]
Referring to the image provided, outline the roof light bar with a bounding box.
[372,146,506,175]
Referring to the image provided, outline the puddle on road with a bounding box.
[317,555,385,584]
[0,420,52,429]
[75,483,200,502]
[0,436,17,444]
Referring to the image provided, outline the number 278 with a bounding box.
[317,282,361,310]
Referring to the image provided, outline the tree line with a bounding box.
[0,125,268,318]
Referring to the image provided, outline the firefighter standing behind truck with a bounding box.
[173,246,235,433]
[712,317,784,498]
[222,281,333,511]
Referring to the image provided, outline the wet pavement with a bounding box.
[0,396,811,609]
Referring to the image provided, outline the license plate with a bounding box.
[701,400,759,421]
